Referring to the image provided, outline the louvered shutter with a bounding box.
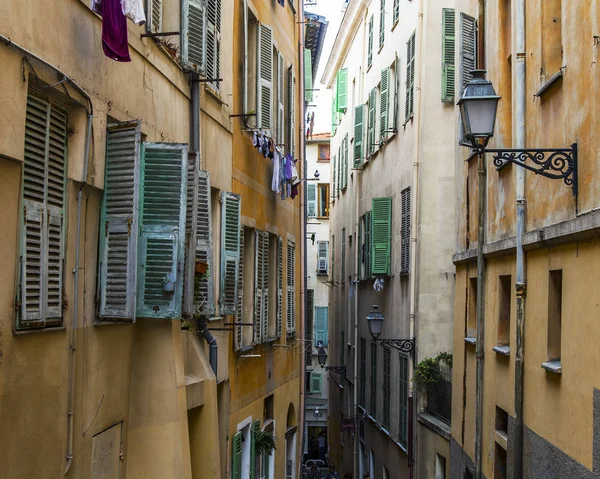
[137,143,187,319]
[367,88,376,155]
[393,56,400,130]
[19,93,67,328]
[257,24,273,131]
[331,95,337,136]
[277,53,285,152]
[379,0,385,49]
[336,68,348,111]
[148,0,162,32]
[286,241,296,336]
[442,9,456,102]
[304,49,313,103]
[341,228,346,281]
[288,67,296,157]
[364,211,372,278]
[343,134,348,188]
[337,146,341,196]
[307,184,317,217]
[232,432,243,479]
[205,0,221,88]
[332,155,337,197]
[261,234,269,341]
[383,348,391,430]
[276,236,283,337]
[340,331,345,366]
[401,187,411,274]
[98,121,142,321]
[371,197,392,275]
[354,104,365,166]
[368,15,374,67]
[196,170,214,313]
[254,231,264,344]
[331,234,335,282]
[460,13,476,91]
[399,354,409,447]
[310,372,322,393]
[405,32,416,122]
[251,420,261,479]
[393,0,399,24]
[305,289,314,365]
[315,307,328,347]
[317,241,328,274]
[183,152,200,317]
[181,0,207,74]
[220,191,241,315]
[357,218,363,278]
[235,226,244,350]
[359,338,366,406]
[380,68,390,139]
[370,344,377,413]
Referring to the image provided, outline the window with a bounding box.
[467,277,477,340]
[360,212,372,279]
[286,241,296,336]
[497,275,511,347]
[307,184,317,217]
[310,372,322,393]
[436,454,447,479]
[318,144,330,161]
[372,197,392,276]
[405,31,416,122]
[220,192,242,315]
[367,15,374,68]
[354,104,365,167]
[317,241,329,275]
[288,66,297,157]
[367,88,377,156]
[400,187,410,274]
[245,9,259,127]
[337,145,341,196]
[315,307,328,347]
[379,0,385,49]
[341,228,346,283]
[392,0,399,25]
[336,68,348,112]
[17,91,68,329]
[370,343,377,414]
[383,347,391,430]
[460,13,476,91]
[495,406,508,439]
[380,68,390,139]
[359,338,367,406]
[399,354,409,447]
[253,230,269,344]
[541,0,562,83]
[306,289,314,365]
[441,9,456,103]
[317,184,330,217]
[546,269,562,364]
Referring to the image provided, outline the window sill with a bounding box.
[316,272,329,276]
[391,19,399,32]
[316,216,329,220]
[493,345,511,356]
[378,43,384,54]
[204,83,225,104]
[535,69,564,98]
[464,336,476,346]
[542,360,562,374]
[418,413,451,440]
[495,430,508,450]
[317,159,330,163]
[13,325,66,335]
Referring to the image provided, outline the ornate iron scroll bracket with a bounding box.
[373,338,415,357]
[323,365,346,376]
[477,143,578,198]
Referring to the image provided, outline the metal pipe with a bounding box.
[513,0,527,475]
[243,0,248,119]
[200,319,218,374]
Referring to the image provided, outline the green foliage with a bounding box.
[254,430,277,456]
[414,352,453,385]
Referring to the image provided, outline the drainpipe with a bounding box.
[199,319,218,374]
[513,0,526,475]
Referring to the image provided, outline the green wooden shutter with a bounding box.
[305,289,314,364]
[183,152,199,318]
[277,53,285,153]
[196,170,214,314]
[257,24,273,130]
[251,419,261,479]
[206,0,221,89]
[307,184,317,217]
[368,15,374,68]
[383,347,391,430]
[399,354,409,447]
[357,216,363,278]
[98,120,141,321]
[137,143,188,319]
[371,197,392,275]
[442,8,456,102]
[380,68,389,139]
[401,187,411,274]
[365,211,372,279]
[340,331,345,367]
[354,104,365,166]
[370,344,377,413]
[392,0,399,24]
[343,134,349,188]
[336,68,348,112]
[379,0,385,49]
[286,241,296,336]
[181,0,207,74]
[460,13,476,91]
[288,67,296,157]
[393,55,400,131]
[304,49,313,102]
[232,431,243,479]
[235,226,244,350]
[337,146,341,196]
[276,236,283,337]
[310,372,322,393]
[315,307,328,347]
[405,32,416,122]
[368,88,376,155]
[359,338,366,406]
[220,191,241,315]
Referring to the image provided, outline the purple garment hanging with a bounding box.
[284,153,293,181]
[102,0,131,62]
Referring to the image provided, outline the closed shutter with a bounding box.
[181,0,207,74]
[392,0,399,24]
[254,230,269,343]
[368,15,374,68]
[393,55,400,130]
[331,235,335,282]
[305,289,314,365]
[288,67,296,157]
[278,53,285,152]
[336,68,348,111]
[370,343,377,414]
[261,234,269,341]
[286,241,296,336]
[220,191,241,315]
[317,241,328,274]
[251,420,261,479]
[460,13,476,91]
[331,94,337,136]
[98,120,141,321]
[405,32,416,122]
[148,0,162,32]
[364,211,372,278]
[354,104,365,166]
[359,338,366,406]
[183,152,200,317]
[257,24,273,131]
[315,307,328,347]
[206,0,221,89]
[196,170,214,313]
[380,68,390,139]
[341,228,346,282]
[276,236,283,337]
[304,49,313,103]
[343,134,348,189]
[371,197,392,275]
[357,217,363,278]
[367,88,376,155]
[137,143,187,319]
[332,155,337,198]
[19,93,67,328]
[399,354,409,447]
[235,226,244,350]
[232,431,243,479]
[307,184,317,217]
[442,9,456,102]
[383,348,391,430]
[379,0,385,49]
[310,372,322,393]
[401,187,411,274]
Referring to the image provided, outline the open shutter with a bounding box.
[442,9,456,102]
[370,345,377,413]
[286,241,296,336]
[401,187,411,274]
[288,67,296,157]
[315,307,328,347]
[310,372,322,393]
[181,0,207,74]
[257,24,273,131]
[183,152,200,317]
[368,88,376,155]
[276,237,283,338]
[254,231,269,343]
[317,241,328,274]
[277,53,285,152]
[343,134,348,188]
[399,354,409,447]
[371,197,392,275]
[206,0,221,87]
[220,191,241,315]
[251,420,261,479]
[99,121,141,321]
[331,235,335,282]
[460,13,476,91]
[235,226,244,350]
[307,184,317,217]
[331,94,337,136]
[383,348,391,430]
[304,49,313,103]
[341,228,346,281]
[367,15,374,67]
[148,0,162,32]
[405,32,416,122]
[261,234,269,341]
[336,68,348,111]
[354,104,365,166]
[137,143,187,319]
[232,431,243,479]
[380,68,390,138]
[195,170,214,314]
[332,155,337,198]
[358,216,363,279]
[379,0,385,49]
[365,211,372,278]
[393,0,399,24]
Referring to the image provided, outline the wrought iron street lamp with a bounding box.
[313,407,323,418]
[366,305,415,356]
[317,347,346,376]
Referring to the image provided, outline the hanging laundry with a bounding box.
[272,149,281,193]
[253,132,259,148]
[102,0,131,62]
[91,0,103,15]
[373,278,385,292]
[284,154,293,182]
[291,161,300,185]
[278,0,285,7]
[290,183,298,199]
[280,154,288,200]
[121,0,146,25]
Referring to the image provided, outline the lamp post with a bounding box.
[366,305,415,356]
[317,347,346,376]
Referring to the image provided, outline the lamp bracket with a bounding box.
[323,365,346,376]
[373,338,415,355]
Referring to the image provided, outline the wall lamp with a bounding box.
[366,305,415,357]
[317,347,346,376]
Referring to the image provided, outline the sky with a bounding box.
[305,0,346,135]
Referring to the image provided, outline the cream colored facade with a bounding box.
[451,1,600,478]
[0,0,303,477]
